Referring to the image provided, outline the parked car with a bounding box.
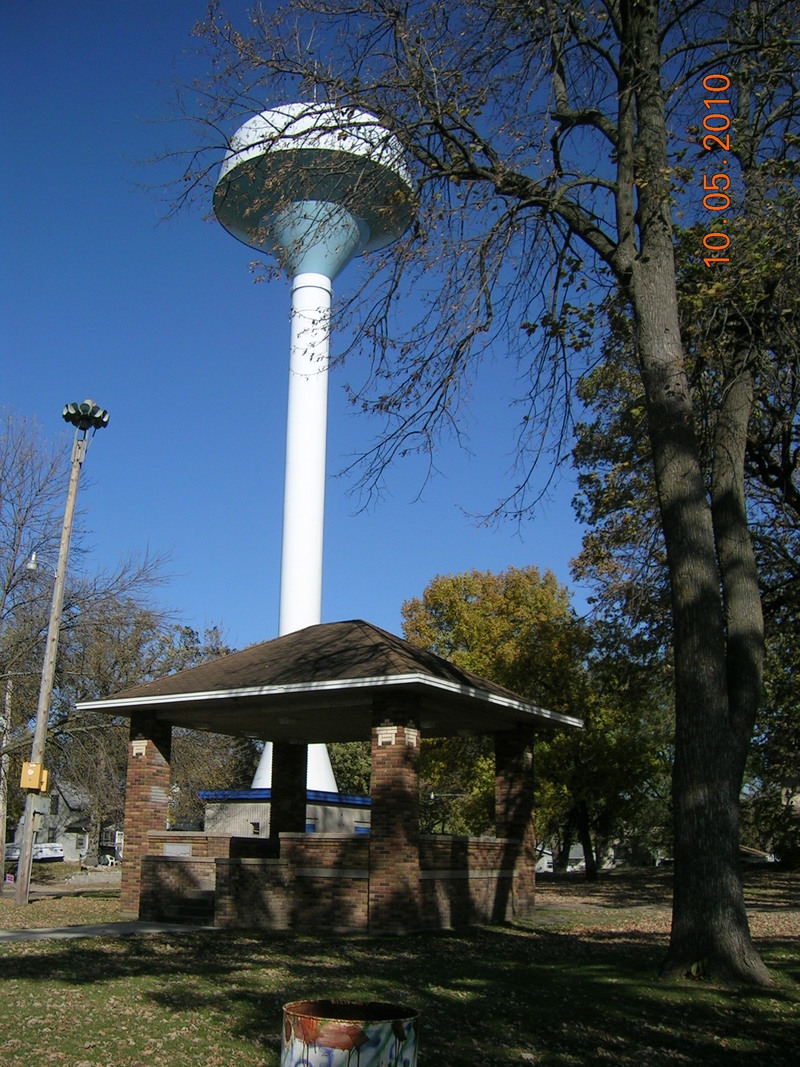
[3,842,64,862]
[535,850,553,873]
[33,842,65,861]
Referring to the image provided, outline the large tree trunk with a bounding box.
[553,821,573,872]
[634,262,768,985]
[627,0,770,986]
[575,800,598,881]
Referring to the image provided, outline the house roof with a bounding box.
[53,780,92,813]
[77,619,582,742]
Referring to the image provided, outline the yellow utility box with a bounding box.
[20,762,48,792]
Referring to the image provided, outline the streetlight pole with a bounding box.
[0,677,11,881]
[14,400,109,906]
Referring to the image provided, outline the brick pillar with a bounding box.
[368,701,421,933]
[120,713,171,918]
[494,727,536,921]
[269,742,308,845]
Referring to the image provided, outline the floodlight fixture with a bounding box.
[63,399,110,433]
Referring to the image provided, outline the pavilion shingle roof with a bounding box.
[103,620,520,702]
[79,620,581,741]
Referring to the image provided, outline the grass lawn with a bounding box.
[0,867,797,1065]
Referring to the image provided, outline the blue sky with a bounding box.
[1,1,588,651]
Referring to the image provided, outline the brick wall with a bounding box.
[282,834,370,930]
[120,715,171,918]
[215,834,370,930]
[139,856,216,922]
[369,709,421,934]
[144,828,534,932]
[215,857,292,928]
[146,831,232,859]
[494,728,537,920]
[269,742,307,842]
[419,835,530,925]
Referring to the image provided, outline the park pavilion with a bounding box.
[78,620,581,933]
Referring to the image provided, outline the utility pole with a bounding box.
[14,401,108,906]
[0,677,10,883]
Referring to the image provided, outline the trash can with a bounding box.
[281,999,419,1067]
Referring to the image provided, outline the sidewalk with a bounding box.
[1,867,214,942]
[0,919,215,943]
[2,865,122,893]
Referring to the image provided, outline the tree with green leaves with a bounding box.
[402,567,671,872]
[741,620,800,866]
[402,567,586,842]
[573,196,799,632]
[572,184,799,867]
[328,741,371,796]
[169,0,800,983]
[402,567,586,711]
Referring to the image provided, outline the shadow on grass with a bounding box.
[536,866,800,914]
[1,925,797,1066]
[741,867,800,910]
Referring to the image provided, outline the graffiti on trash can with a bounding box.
[281,1001,418,1067]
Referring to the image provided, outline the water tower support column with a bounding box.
[213,103,415,797]
[279,272,332,636]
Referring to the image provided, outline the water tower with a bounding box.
[213,103,415,790]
